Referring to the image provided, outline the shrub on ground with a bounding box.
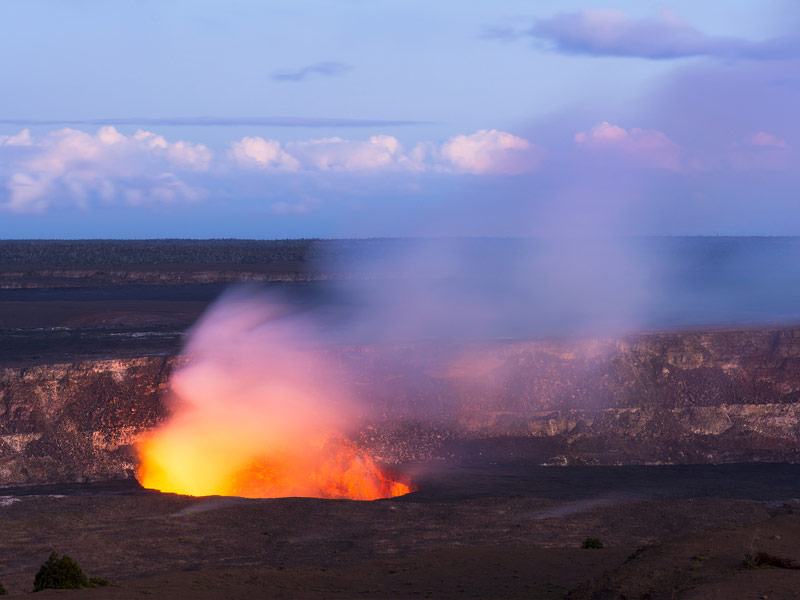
[33,552,89,591]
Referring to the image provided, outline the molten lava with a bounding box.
[137,430,411,500]
[134,287,413,501]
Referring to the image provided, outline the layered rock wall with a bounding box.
[0,358,174,484]
[2,327,800,486]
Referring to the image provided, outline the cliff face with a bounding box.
[2,327,800,486]
[0,358,175,484]
[344,328,800,465]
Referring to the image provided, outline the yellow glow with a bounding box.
[137,422,411,500]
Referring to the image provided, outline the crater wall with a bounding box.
[2,327,800,486]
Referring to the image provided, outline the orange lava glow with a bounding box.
[137,430,412,500]
[134,288,413,501]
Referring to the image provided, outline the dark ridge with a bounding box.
[2,236,800,267]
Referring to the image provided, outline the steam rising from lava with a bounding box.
[137,237,660,499]
[138,232,772,500]
[137,289,411,500]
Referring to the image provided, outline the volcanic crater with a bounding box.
[2,239,800,599]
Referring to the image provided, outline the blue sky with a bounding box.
[0,0,798,237]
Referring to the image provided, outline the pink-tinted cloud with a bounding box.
[230,135,410,172]
[228,137,300,171]
[287,135,406,171]
[0,129,33,147]
[575,121,681,170]
[1,127,210,212]
[748,132,789,149]
[439,129,540,174]
[728,131,792,171]
[228,130,540,175]
[6,172,51,213]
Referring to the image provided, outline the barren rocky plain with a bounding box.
[2,239,800,599]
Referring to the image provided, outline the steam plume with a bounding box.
[137,287,410,499]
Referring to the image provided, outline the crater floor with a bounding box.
[1,464,800,598]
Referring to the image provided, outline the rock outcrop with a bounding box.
[0,358,174,485]
[2,327,800,486]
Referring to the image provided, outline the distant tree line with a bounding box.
[0,239,323,266]
[3,236,792,269]
[0,238,464,268]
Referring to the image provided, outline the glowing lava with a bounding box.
[137,430,411,500]
[134,288,413,501]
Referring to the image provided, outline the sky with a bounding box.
[0,0,798,238]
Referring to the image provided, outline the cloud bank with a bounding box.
[0,127,540,212]
[1,115,796,228]
[526,9,800,60]
[228,129,541,174]
[0,127,211,212]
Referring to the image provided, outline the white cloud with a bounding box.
[228,136,299,171]
[575,122,681,170]
[124,173,206,205]
[165,141,214,171]
[0,129,33,147]
[132,130,169,150]
[229,130,539,175]
[6,172,50,212]
[1,126,542,213]
[0,127,211,212]
[439,129,540,174]
[287,135,405,171]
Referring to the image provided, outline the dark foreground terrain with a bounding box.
[1,464,800,599]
